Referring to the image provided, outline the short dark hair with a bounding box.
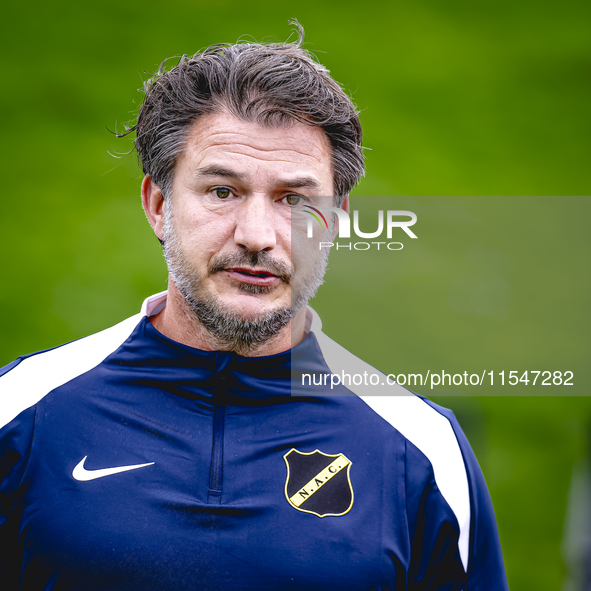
[122,23,364,204]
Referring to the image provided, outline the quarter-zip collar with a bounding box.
[105,292,329,403]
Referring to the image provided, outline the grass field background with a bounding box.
[2,1,590,588]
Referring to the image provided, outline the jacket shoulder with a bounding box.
[0,313,143,430]
[311,328,507,585]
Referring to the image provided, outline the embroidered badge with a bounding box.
[283,449,353,518]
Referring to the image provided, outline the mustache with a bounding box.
[209,251,292,284]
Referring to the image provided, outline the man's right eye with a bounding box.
[285,195,303,206]
[214,188,231,199]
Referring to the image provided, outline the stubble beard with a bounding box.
[162,203,329,355]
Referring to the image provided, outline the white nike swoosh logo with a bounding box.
[72,456,155,481]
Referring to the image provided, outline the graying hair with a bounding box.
[121,22,364,205]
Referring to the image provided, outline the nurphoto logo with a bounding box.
[302,205,418,251]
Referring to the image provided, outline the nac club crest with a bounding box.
[283,449,353,518]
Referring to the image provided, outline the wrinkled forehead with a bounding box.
[177,112,334,186]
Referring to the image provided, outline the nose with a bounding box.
[233,195,277,252]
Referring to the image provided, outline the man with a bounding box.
[0,27,508,590]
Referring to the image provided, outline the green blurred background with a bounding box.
[2,0,590,587]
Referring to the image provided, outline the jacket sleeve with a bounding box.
[405,438,468,590]
[414,401,509,591]
[0,397,37,588]
[447,410,509,591]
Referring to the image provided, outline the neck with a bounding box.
[150,281,307,357]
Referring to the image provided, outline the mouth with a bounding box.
[223,267,282,287]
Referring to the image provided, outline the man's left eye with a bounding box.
[214,188,231,199]
[284,195,303,206]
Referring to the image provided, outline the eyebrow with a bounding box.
[194,165,248,182]
[276,177,322,191]
[194,165,322,191]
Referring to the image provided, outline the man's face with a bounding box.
[161,111,335,352]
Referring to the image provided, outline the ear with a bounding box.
[330,195,349,241]
[341,195,350,214]
[141,176,166,241]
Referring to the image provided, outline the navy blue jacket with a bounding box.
[0,292,508,590]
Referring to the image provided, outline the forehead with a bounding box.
[177,111,333,183]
